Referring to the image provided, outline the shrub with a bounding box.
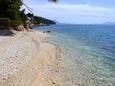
[10,19,22,27]
[0,17,11,26]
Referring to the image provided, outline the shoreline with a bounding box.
[0,30,61,86]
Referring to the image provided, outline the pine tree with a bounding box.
[0,0,22,27]
[0,0,22,20]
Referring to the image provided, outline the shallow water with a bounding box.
[33,24,115,86]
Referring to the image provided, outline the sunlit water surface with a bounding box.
[33,24,115,86]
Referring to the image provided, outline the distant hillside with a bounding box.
[25,13,56,26]
[34,16,56,25]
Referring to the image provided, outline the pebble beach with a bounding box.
[0,30,60,86]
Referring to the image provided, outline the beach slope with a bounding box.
[0,30,60,86]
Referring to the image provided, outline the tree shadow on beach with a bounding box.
[0,30,15,36]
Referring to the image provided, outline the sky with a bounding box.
[23,0,115,24]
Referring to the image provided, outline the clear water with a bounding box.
[33,24,115,86]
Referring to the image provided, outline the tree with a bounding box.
[0,0,22,20]
[20,9,27,23]
[0,0,23,27]
[26,13,34,18]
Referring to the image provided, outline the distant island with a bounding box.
[103,22,115,25]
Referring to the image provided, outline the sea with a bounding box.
[33,24,115,86]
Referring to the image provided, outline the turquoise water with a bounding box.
[33,24,115,86]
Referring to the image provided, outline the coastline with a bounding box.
[0,30,61,86]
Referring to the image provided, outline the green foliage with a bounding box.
[0,0,22,28]
[0,17,11,26]
[25,13,56,25]
[10,19,22,27]
[33,16,56,25]
[0,0,22,19]
[26,13,34,18]
[20,9,27,23]
[0,17,22,27]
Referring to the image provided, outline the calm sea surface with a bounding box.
[33,24,115,86]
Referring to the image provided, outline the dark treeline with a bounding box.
[26,13,56,25]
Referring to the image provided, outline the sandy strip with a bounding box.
[0,30,60,86]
